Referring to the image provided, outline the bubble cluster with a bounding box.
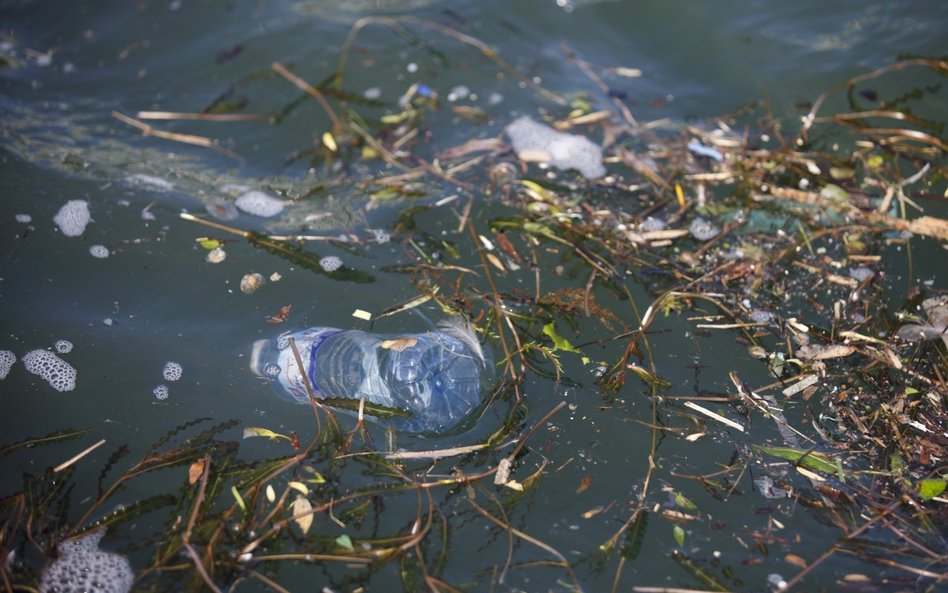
[689,217,721,241]
[22,349,76,392]
[89,244,109,259]
[749,310,775,324]
[55,340,73,354]
[125,173,173,191]
[162,361,182,381]
[505,116,605,179]
[372,229,391,244]
[53,200,91,237]
[0,350,15,380]
[15,213,31,223]
[206,200,239,221]
[153,384,169,400]
[39,530,133,593]
[235,191,284,218]
[319,255,342,272]
[849,267,875,282]
[641,217,667,232]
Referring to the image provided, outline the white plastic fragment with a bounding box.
[53,200,90,236]
[505,116,605,179]
[235,191,284,218]
[22,349,77,392]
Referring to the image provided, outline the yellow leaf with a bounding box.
[265,484,276,503]
[504,480,524,491]
[486,252,506,272]
[188,459,205,485]
[380,338,418,352]
[322,131,337,152]
[243,427,289,441]
[290,496,313,535]
[288,481,309,495]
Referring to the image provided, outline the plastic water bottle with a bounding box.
[250,323,490,433]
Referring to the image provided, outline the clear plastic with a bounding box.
[251,326,490,433]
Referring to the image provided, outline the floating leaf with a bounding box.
[198,238,222,250]
[322,131,337,152]
[618,511,648,560]
[380,338,418,352]
[243,427,291,443]
[576,476,592,494]
[232,486,246,512]
[266,304,292,324]
[673,524,685,547]
[302,465,326,484]
[754,445,841,476]
[291,496,313,535]
[918,478,946,501]
[543,322,581,354]
[188,459,205,485]
[335,534,354,551]
[673,491,698,512]
[288,481,309,496]
[265,484,276,503]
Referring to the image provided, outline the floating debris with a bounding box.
[206,200,239,221]
[848,267,874,282]
[206,247,227,263]
[0,350,15,379]
[38,531,133,593]
[54,340,73,354]
[687,139,724,162]
[235,191,284,218]
[447,85,470,102]
[125,173,174,192]
[319,255,342,272]
[895,296,948,347]
[641,216,667,232]
[363,86,382,100]
[689,217,721,241]
[153,384,169,400]
[372,229,391,244]
[505,116,605,179]
[53,200,90,237]
[240,272,265,294]
[22,349,77,392]
[89,244,109,259]
[270,272,282,282]
[15,213,31,223]
[162,361,182,381]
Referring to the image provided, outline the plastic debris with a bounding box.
[687,139,724,162]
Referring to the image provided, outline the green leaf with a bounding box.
[335,534,354,551]
[753,445,841,476]
[919,478,946,501]
[673,491,698,512]
[543,323,581,354]
[232,486,246,512]
[617,511,648,560]
[199,238,221,250]
[672,524,685,547]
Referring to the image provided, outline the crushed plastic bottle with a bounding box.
[251,320,491,433]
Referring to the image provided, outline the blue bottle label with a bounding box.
[274,328,340,403]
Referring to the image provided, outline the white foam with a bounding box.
[125,173,173,191]
[89,245,109,259]
[689,217,720,241]
[54,340,73,354]
[22,349,77,392]
[235,191,284,218]
[53,200,90,237]
[15,213,31,223]
[505,116,605,179]
[319,255,342,272]
[0,350,15,380]
[153,384,169,400]
[39,530,133,593]
[162,361,182,381]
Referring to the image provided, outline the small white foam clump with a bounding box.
[235,191,284,218]
[125,173,173,192]
[16,214,32,223]
[689,217,720,241]
[55,340,73,354]
[153,384,169,400]
[0,350,15,380]
[162,361,182,381]
[22,349,77,392]
[53,200,91,237]
[39,530,133,593]
[89,245,109,259]
[505,116,605,179]
[319,255,342,272]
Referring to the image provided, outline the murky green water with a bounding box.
[1,1,945,591]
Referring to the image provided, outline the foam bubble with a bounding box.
[15,213,31,223]
[505,116,605,179]
[89,244,109,259]
[54,340,73,354]
[0,350,15,380]
[125,173,173,192]
[153,384,169,400]
[235,191,284,218]
[372,229,391,244]
[319,255,342,272]
[22,349,77,392]
[162,361,182,381]
[53,200,90,237]
[39,530,133,593]
[689,217,720,241]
